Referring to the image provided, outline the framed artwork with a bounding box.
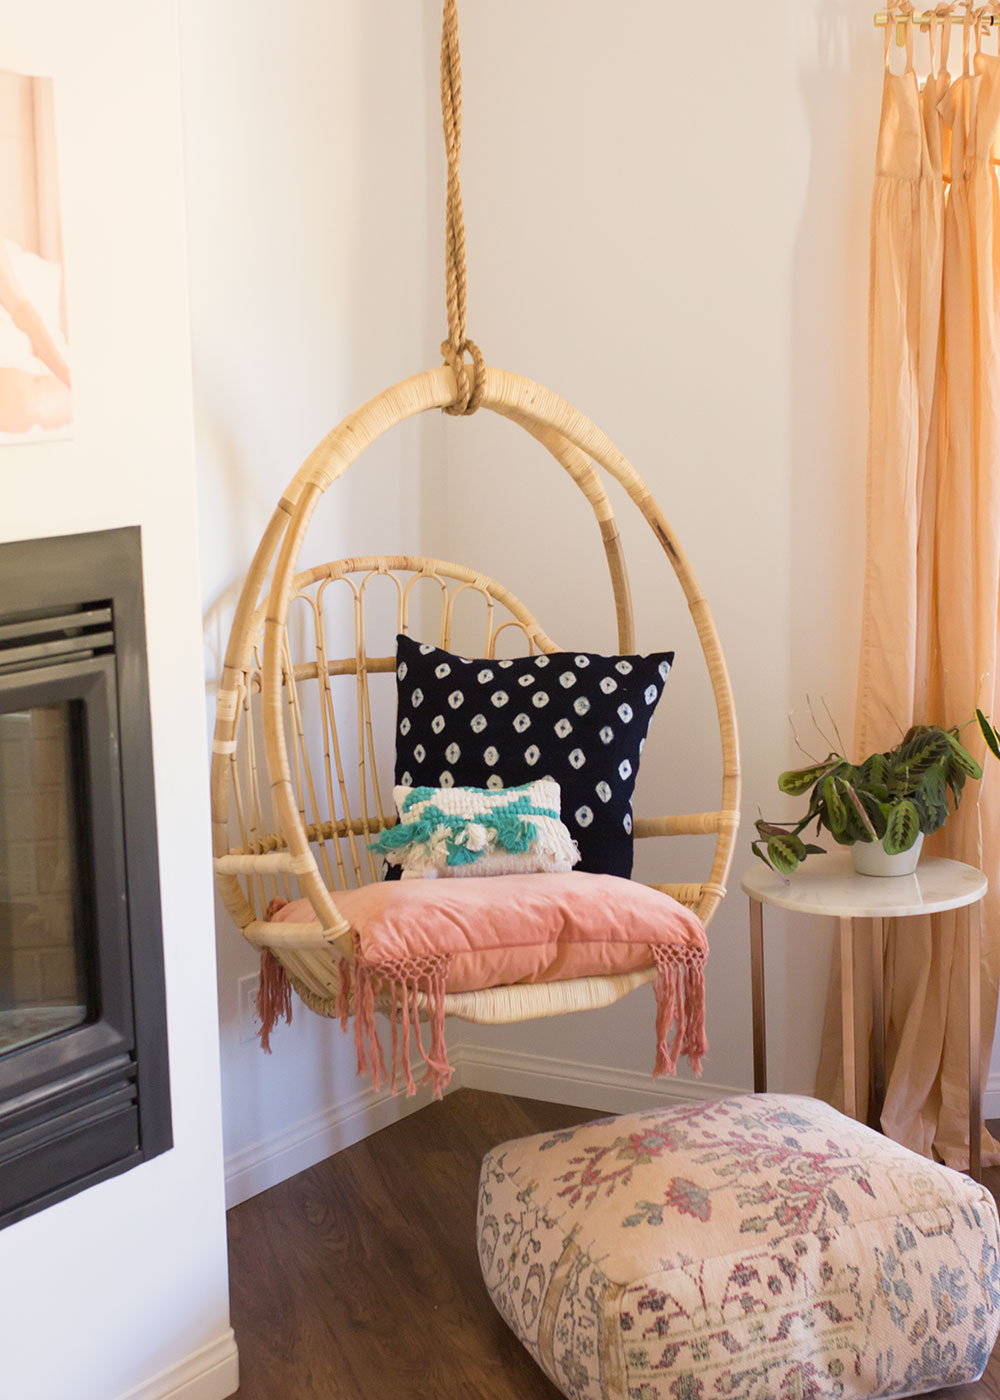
[0,71,71,443]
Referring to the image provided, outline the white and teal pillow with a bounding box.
[370,778,580,878]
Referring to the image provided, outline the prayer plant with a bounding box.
[752,718,993,877]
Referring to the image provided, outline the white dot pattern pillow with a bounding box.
[392,634,673,878]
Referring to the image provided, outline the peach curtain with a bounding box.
[816,19,1000,1170]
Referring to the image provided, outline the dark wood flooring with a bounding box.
[227,1091,1000,1399]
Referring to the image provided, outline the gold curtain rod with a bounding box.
[875,9,998,45]
[874,9,998,23]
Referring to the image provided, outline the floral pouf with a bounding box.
[477,1094,1000,1399]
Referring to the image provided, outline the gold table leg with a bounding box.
[871,918,885,1128]
[840,918,857,1121]
[749,897,766,1093]
[970,900,982,1184]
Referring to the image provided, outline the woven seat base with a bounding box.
[477,1094,1000,1400]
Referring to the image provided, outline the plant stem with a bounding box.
[806,693,840,757]
[788,710,822,764]
[821,695,849,761]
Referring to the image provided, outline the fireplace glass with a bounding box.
[0,529,171,1230]
[0,701,94,1055]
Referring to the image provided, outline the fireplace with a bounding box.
[0,528,171,1228]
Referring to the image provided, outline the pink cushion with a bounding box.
[270,871,706,993]
[265,873,708,1100]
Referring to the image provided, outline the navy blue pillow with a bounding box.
[392,634,673,879]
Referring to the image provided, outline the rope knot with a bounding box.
[441,336,485,415]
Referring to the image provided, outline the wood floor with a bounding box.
[228,1090,1000,1399]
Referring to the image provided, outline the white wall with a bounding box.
[0,6,234,1400]
[181,0,450,1196]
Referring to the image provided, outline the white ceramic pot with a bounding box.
[851,830,924,878]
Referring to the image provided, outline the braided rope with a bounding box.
[440,0,484,415]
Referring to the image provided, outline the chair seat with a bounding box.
[477,1093,1000,1399]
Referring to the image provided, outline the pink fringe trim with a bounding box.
[258,896,352,1052]
[352,937,454,1100]
[651,945,708,1079]
[257,948,293,1054]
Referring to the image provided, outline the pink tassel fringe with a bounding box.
[652,945,707,1079]
[351,940,454,1100]
[257,948,293,1053]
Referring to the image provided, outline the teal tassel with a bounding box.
[369,788,552,863]
[368,818,435,853]
[493,815,536,853]
[445,842,481,866]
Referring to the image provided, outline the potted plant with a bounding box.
[752,721,985,878]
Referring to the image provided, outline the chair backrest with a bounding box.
[219,554,554,903]
[211,364,740,946]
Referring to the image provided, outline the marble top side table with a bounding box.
[740,852,988,1179]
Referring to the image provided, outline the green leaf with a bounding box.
[864,752,888,789]
[977,709,1000,761]
[883,799,921,855]
[750,840,776,872]
[854,788,888,836]
[777,759,838,796]
[823,774,847,836]
[767,834,802,875]
[842,782,877,841]
[890,730,948,790]
[948,767,967,809]
[942,729,982,780]
[912,788,948,835]
[922,761,947,810]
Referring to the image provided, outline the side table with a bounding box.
[741,853,988,1180]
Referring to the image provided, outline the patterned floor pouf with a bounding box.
[477,1094,1000,1399]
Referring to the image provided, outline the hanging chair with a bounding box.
[209,2,740,1081]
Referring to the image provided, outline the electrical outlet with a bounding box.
[238,973,261,1044]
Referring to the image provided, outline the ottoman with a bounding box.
[477,1094,1000,1399]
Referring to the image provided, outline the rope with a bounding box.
[440,0,484,415]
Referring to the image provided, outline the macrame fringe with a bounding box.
[651,945,707,1079]
[257,947,293,1054]
[335,958,352,1029]
[352,936,454,1100]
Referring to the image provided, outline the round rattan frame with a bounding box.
[211,362,740,1025]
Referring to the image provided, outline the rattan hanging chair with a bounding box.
[209,3,740,1080]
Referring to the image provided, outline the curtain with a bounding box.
[816,15,1000,1170]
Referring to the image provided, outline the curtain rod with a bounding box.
[875,9,998,33]
[874,9,998,22]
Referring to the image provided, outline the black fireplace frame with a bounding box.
[0,527,171,1228]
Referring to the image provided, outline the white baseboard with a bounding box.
[115,1331,239,1400]
[223,1044,747,1209]
[225,1041,1000,1216]
[458,1043,746,1115]
[224,1072,458,1208]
